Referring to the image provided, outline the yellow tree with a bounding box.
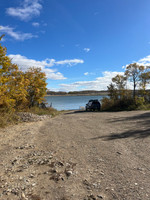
[0,35,16,109]
[25,67,47,107]
[0,35,28,110]
[9,68,29,109]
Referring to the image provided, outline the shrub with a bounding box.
[101,98,115,111]
[135,97,145,107]
[101,97,136,111]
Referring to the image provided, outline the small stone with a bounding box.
[22,192,26,198]
[100,172,104,176]
[97,195,103,199]
[65,170,72,177]
[116,151,122,155]
[29,174,34,178]
[43,171,49,174]
[93,183,97,188]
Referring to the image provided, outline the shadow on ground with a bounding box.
[91,128,150,140]
[64,110,101,115]
[91,112,150,140]
[108,112,150,124]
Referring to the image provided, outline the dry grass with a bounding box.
[27,106,62,117]
[0,106,62,128]
[0,109,19,128]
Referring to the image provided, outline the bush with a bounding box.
[101,97,136,111]
[101,98,115,111]
[135,97,145,107]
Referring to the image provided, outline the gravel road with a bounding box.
[0,110,150,200]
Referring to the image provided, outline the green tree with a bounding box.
[107,83,118,100]
[125,63,144,99]
[139,69,150,100]
[112,74,127,99]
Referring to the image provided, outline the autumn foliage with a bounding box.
[0,35,47,112]
[102,63,150,111]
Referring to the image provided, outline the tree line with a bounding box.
[47,90,108,96]
[102,63,150,110]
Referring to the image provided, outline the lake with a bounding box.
[45,95,106,111]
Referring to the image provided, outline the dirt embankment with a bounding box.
[0,110,150,200]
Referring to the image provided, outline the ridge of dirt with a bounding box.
[0,110,150,200]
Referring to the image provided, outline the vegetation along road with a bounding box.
[0,110,150,200]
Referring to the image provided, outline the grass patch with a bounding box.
[0,106,62,128]
[24,106,62,117]
[0,109,19,128]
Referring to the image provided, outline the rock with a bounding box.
[65,170,73,177]
[97,195,103,199]
[116,151,122,155]
[21,192,26,198]
[17,112,51,123]
[32,183,36,187]
[87,194,97,200]
[29,174,34,178]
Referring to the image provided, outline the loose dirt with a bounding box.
[0,110,150,200]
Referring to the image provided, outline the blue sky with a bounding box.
[1,0,150,91]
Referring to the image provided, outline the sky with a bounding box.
[1,0,150,91]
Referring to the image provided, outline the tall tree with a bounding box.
[0,35,17,109]
[112,74,127,99]
[24,67,47,107]
[125,63,144,99]
[139,68,150,100]
[0,36,28,110]
[0,36,48,110]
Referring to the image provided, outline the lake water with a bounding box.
[45,95,106,111]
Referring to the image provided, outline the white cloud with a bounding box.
[84,72,95,76]
[8,54,84,80]
[122,55,150,69]
[55,59,84,66]
[32,22,40,27]
[83,48,90,52]
[0,25,37,41]
[84,72,89,76]
[59,71,125,91]
[6,0,42,21]
[138,55,150,66]
[8,54,66,80]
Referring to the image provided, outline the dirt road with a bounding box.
[0,111,150,200]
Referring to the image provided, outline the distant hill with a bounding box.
[46,90,108,96]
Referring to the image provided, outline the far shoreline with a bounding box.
[45,94,107,97]
[46,93,108,97]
